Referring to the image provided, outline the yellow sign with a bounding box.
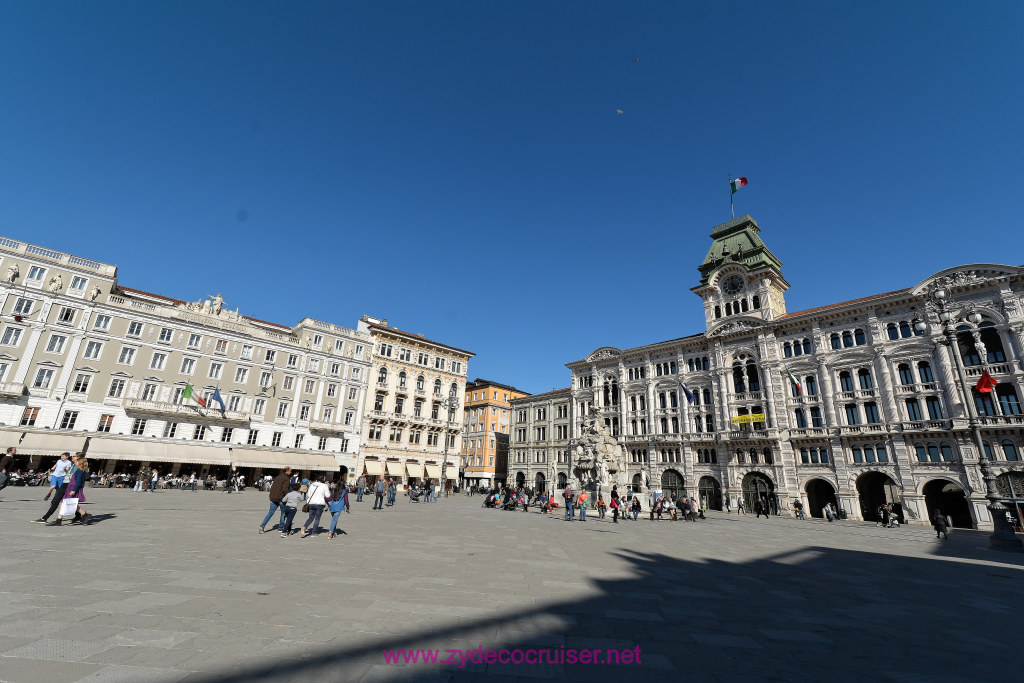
[729,414,765,424]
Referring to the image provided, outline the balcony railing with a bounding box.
[124,399,250,423]
[308,420,346,434]
[977,415,1024,426]
[790,427,829,437]
[838,424,887,435]
[0,381,25,399]
[965,363,1011,377]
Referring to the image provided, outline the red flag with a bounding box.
[975,370,998,394]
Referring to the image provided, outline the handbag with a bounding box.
[59,496,79,517]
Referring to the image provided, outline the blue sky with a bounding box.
[2,2,1022,394]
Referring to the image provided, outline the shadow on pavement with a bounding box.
[190,544,1024,682]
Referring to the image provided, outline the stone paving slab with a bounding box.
[1,486,1023,682]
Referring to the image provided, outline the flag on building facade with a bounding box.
[182,382,207,408]
[680,383,696,404]
[976,369,998,393]
[212,388,227,415]
[730,177,749,194]
[786,368,802,396]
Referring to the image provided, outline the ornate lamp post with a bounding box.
[917,285,1022,551]
[440,385,460,498]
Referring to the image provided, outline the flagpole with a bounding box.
[729,174,734,219]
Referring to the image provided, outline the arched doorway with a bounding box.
[515,471,526,488]
[805,478,837,518]
[857,471,901,522]
[923,479,973,528]
[631,473,643,493]
[557,472,567,489]
[661,469,684,500]
[534,472,546,493]
[996,472,1024,531]
[741,472,774,512]
[338,466,349,485]
[698,476,722,510]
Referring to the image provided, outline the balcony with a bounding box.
[308,420,346,435]
[0,381,25,399]
[901,420,951,432]
[965,363,1011,377]
[123,399,251,424]
[790,427,829,438]
[733,391,763,402]
[977,415,1024,427]
[838,424,887,435]
[726,429,776,440]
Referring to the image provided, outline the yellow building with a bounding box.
[461,379,529,489]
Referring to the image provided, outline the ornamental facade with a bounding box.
[0,236,470,485]
[565,215,1024,530]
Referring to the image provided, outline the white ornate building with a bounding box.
[565,215,1024,529]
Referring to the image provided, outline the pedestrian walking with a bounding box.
[149,468,158,492]
[300,475,330,537]
[578,491,588,521]
[43,452,72,501]
[372,478,385,510]
[931,508,949,539]
[0,447,12,495]
[386,478,397,506]
[279,483,302,536]
[356,475,366,502]
[610,493,619,523]
[737,497,744,515]
[259,466,292,533]
[328,485,350,539]
[563,485,575,521]
[45,454,92,526]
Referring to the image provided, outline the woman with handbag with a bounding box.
[46,454,91,526]
[327,485,350,539]
[300,475,330,538]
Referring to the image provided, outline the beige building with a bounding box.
[509,388,573,493]
[356,316,473,491]
[0,235,376,480]
[461,379,529,489]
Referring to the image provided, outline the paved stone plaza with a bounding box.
[0,486,1021,682]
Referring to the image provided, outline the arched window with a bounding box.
[630,396,637,411]
[940,442,954,461]
[694,415,703,432]
[736,449,745,464]
[434,379,442,395]
[802,339,812,355]
[1002,440,1020,461]
[706,415,714,432]
[852,445,863,463]
[979,323,1006,363]
[749,448,758,464]
[887,323,899,341]
[957,329,980,366]
[378,367,388,384]
[793,341,802,356]
[854,328,866,345]
[725,302,733,316]
[398,371,407,389]
[416,375,425,390]
[715,305,721,319]
[899,321,912,338]
[794,409,806,428]
[863,445,876,463]
[763,447,773,465]
[876,444,888,462]
[741,299,749,312]
[800,447,809,463]
[805,376,817,396]
[898,364,913,386]
[688,359,695,372]
[784,342,792,358]
[857,369,873,390]
[702,357,710,371]
[839,371,854,392]
[842,331,853,348]
[746,364,760,391]
[752,295,761,309]
[927,442,940,462]
[917,362,933,383]
[915,442,927,462]
[703,388,711,404]
[983,440,993,459]
[830,333,841,350]
[733,366,746,392]
[820,448,830,463]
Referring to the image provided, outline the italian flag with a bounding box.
[730,177,748,194]
[182,382,207,408]
[786,369,802,396]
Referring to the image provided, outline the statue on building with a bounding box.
[207,293,224,315]
[88,286,101,301]
[48,274,63,293]
[6,263,18,283]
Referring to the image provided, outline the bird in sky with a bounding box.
[633,57,639,63]
[616,109,624,114]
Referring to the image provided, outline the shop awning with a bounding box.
[8,431,88,457]
[425,464,442,479]
[363,460,384,476]
[86,438,232,465]
[230,448,297,470]
[385,461,403,476]
[406,462,424,478]
[293,452,340,472]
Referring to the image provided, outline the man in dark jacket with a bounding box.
[259,467,292,533]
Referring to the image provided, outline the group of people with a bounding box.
[26,451,95,526]
[259,468,350,539]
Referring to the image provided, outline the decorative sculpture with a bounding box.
[6,263,18,283]
[48,274,63,292]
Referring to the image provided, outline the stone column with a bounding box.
[872,350,899,422]
[816,357,837,426]
[934,341,965,418]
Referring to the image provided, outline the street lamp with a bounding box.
[917,286,1023,551]
[440,385,460,498]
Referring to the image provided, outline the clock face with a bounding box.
[722,275,745,297]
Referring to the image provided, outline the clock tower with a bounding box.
[691,214,789,331]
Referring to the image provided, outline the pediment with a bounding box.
[74,365,100,373]
[707,317,766,338]
[0,353,18,362]
[586,347,622,362]
[111,371,133,378]
[910,264,1023,296]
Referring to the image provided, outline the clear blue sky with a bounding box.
[2,2,1022,395]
